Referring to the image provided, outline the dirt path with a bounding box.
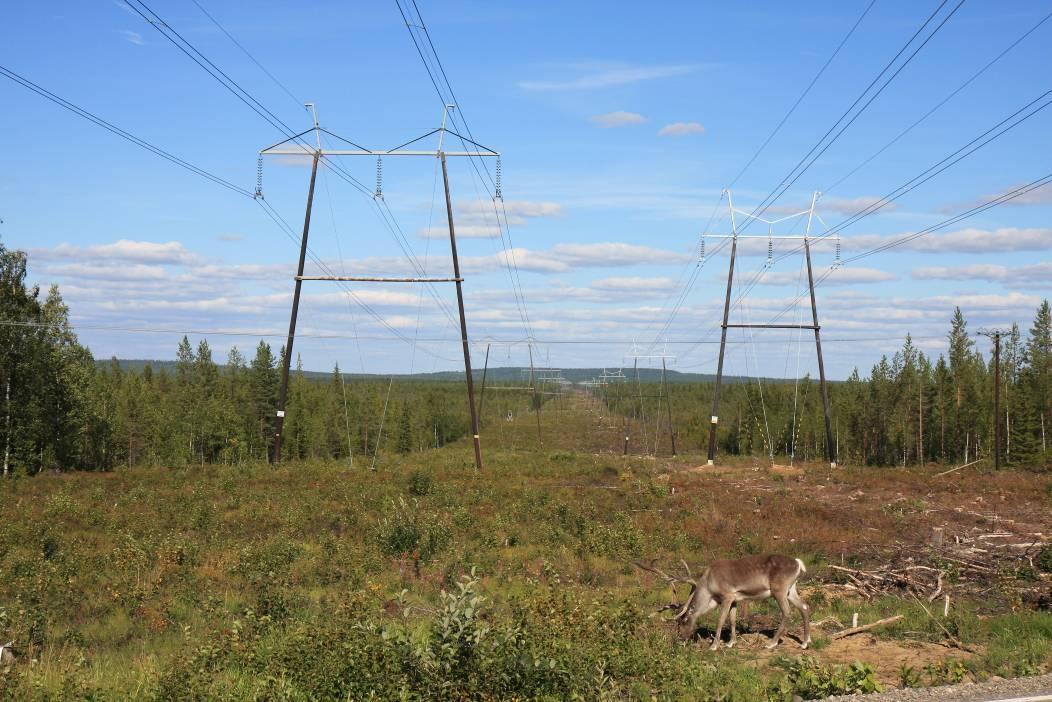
[725,631,971,689]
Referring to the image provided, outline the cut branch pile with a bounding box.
[822,527,1050,605]
[827,564,945,601]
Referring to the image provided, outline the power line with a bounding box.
[0,319,951,346]
[825,8,1052,194]
[188,0,303,109]
[645,0,924,350]
[729,85,1052,294]
[684,167,1051,362]
[125,0,299,139]
[843,172,1052,262]
[752,171,1052,330]
[394,0,535,341]
[0,62,453,360]
[822,88,1052,239]
[0,64,253,198]
[727,0,878,189]
[742,0,965,229]
[253,196,459,361]
[704,0,967,320]
[700,74,1051,349]
[127,0,465,345]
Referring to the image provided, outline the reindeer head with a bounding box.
[634,560,705,639]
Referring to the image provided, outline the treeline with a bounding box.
[2,238,1049,471]
[601,303,1051,468]
[1,241,483,473]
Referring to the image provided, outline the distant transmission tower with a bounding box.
[704,190,837,468]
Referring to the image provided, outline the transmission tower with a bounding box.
[260,104,500,470]
[705,190,837,468]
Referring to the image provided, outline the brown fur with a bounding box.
[648,554,810,651]
[682,554,810,650]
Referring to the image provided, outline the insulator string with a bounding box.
[254,155,264,199]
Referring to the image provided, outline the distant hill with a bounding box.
[95,359,801,384]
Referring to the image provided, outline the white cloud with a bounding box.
[458,200,563,218]
[463,248,569,274]
[119,30,143,45]
[658,122,705,137]
[844,227,1052,254]
[590,111,647,128]
[591,276,677,292]
[460,242,688,275]
[379,315,419,329]
[310,290,422,309]
[33,239,200,265]
[40,263,168,281]
[912,262,1052,284]
[755,267,895,286]
[943,182,1052,212]
[418,200,563,239]
[823,196,893,215]
[418,225,502,239]
[519,63,699,91]
[550,242,689,267]
[193,263,289,280]
[925,292,1041,311]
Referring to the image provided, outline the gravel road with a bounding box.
[823,673,1052,701]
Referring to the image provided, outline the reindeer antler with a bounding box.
[632,560,698,621]
[632,560,695,585]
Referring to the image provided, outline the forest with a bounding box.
[2,238,1049,473]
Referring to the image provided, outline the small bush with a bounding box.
[376,497,450,564]
[771,657,881,700]
[1035,545,1052,573]
[407,470,434,496]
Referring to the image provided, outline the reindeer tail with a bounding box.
[795,558,807,574]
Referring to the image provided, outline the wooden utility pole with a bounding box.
[979,329,1006,470]
[273,152,319,463]
[662,358,677,456]
[804,235,836,468]
[918,382,924,465]
[440,152,483,470]
[707,213,737,466]
[528,343,542,446]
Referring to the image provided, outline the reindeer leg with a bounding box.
[727,602,738,648]
[710,598,733,651]
[766,592,791,649]
[788,583,811,649]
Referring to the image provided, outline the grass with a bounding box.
[0,435,1049,699]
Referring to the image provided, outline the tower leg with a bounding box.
[663,358,677,456]
[707,235,737,465]
[804,238,836,468]
[274,152,320,464]
[441,153,483,470]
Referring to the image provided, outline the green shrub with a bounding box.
[1035,545,1052,573]
[407,469,434,497]
[771,657,881,700]
[376,497,450,564]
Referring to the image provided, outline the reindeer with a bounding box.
[635,554,810,651]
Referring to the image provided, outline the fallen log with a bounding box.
[831,615,904,640]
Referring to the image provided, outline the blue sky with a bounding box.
[2,0,1050,379]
